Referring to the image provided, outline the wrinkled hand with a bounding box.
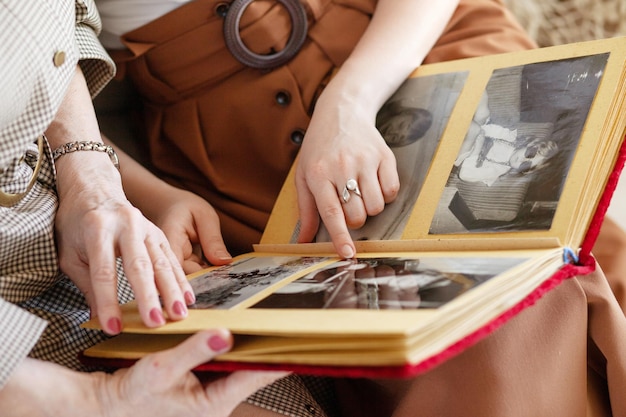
[97,329,288,417]
[295,98,399,259]
[0,330,288,417]
[148,187,233,274]
[55,176,193,335]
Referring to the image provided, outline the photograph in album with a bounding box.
[186,255,526,311]
[431,53,609,235]
[249,256,526,310]
[188,256,330,309]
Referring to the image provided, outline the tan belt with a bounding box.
[0,135,45,207]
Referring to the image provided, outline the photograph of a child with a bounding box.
[430,53,609,234]
[251,256,526,310]
[454,92,560,186]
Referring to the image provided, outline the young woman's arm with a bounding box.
[295,0,460,258]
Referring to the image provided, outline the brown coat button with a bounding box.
[290,129,305,144]
[275,91,291,106]
[215,2,229,17]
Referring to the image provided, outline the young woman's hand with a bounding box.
[146,186,233,274]
[295,93,399,259]
[293,0,459,258]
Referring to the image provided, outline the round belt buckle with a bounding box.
[223,0,308,69]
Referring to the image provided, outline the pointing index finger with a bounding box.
[314,182,356,259]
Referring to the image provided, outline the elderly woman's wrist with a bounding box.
[54,154,124,203]
[53,141,120,170]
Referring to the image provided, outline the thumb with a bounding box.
[205,370,290,414]
[150,329,233,381]
[195,210,232,266]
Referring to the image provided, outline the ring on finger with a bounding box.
[341,178,362,203]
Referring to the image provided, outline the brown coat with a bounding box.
[117,0,535,255]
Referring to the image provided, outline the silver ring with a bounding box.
[341,178,362,203]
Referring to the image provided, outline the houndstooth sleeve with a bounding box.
[75,0,116,97]
[0,299,47,389]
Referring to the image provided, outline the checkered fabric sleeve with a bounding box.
[0,299,47,389]
[76,0,116,97]
[246,375,340,417]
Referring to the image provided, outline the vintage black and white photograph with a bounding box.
[251,256,526,310]
[430,53,609,234]
[188,256,329,309]
[311,71,468,242]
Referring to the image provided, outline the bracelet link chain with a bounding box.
[52,141,120,170]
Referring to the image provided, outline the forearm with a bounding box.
[319,0,459,116]
[0,301,47,389]
[0,358,100,417]
[46,64,182,224]
[46,65,123,202]
[103,137,179,222]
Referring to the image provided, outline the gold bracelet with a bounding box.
[52,141,120,170]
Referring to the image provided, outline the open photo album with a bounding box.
[82,36,626,378]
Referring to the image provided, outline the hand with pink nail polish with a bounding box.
[54,156,192,334]
[0,329,289,417]
[51,75,199,335]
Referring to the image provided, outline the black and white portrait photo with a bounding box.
[430,53,609,234]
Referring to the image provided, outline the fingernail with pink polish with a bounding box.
[107,317,122,334]
[184,291,196,305]
[149,308,166,325]
[173,300,187,317]
[208,334,230,353]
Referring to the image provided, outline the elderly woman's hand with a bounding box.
[48,66,195,335]
[54,162,193,334]
[0,329,289,417]
[95,329,288,417]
